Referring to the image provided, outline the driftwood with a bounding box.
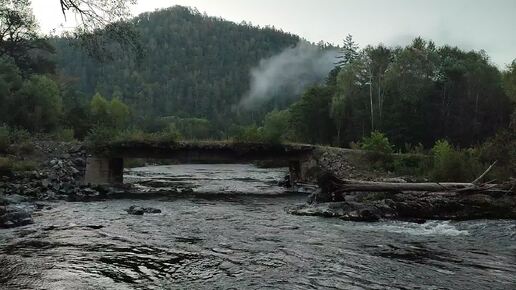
[318,163,513,195]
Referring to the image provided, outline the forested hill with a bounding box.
[53,6,300,123]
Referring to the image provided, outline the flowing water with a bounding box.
[0,164,515,289]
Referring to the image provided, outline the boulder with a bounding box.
[126,205,162,215]
[0,205,33,228]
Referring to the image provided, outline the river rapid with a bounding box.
[0,164,515,289]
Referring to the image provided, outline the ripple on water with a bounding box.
[1,164,515,289]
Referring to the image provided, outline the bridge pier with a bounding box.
[84,157,124,185]
[289,160,301,185]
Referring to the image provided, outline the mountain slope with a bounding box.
[54,6,300,123]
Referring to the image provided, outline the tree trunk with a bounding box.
[332,180,476,192]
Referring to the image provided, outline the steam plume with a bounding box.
[240,41,338,109]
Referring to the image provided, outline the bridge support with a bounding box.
[84,157,124,185]
[289,160,301,185]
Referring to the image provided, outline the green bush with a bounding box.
[359,131,394,169]
[85,126,118,147]
[430,140,484,182]
[52,128,76,142]
[8,127,30,144]
[86,124,182,148]
[0,157,37,175]
[232,125,263,143]
[360,131,394,154]
[392,154,432,176]
[261,110,290,144]
[480,129,516,180]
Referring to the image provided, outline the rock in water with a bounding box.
[0,205,33,228]
[126,206,145,215]
[126,205,161,215]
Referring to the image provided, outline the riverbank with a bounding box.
[0,141,114,228]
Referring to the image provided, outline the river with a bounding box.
[0,164,515,289]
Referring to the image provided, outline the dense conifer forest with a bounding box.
[52,6,301,125]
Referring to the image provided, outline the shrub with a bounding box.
[359,131,394,169]
[404,142,426,154]
[52,128,75,142]
[8,128,30,144]
[430,140,483,182]
[0,157,37,175]
[392,154,432,176]
[261,110,290,144]
[156,124,182,142]
[85,126,118,147]
[360,131,394,154]
[232,125,263,143]
[480,129,516,180]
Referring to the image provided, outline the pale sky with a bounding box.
[31,0,516,67]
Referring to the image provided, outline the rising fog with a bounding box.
[240,41,339,109]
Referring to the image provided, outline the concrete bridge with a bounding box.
[84,141,316,185]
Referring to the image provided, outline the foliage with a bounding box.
[289,85,335,144]
[430,140,484,182]
[86,124,182,147]
[358,131,394,170]
[503,60,516,102]
[113,125,182,144]
[7,75,63,132]
[53,6,300,124]
[360,131,394,154]
[480,129,516,180]
[292,38,514,148]
[90,92,111,124]
[85,126,118,147]
[391,154,432,177]
[8,127,30,143]
[89,92,130,129]
[169,117,213,140]
[0,125,32,153]
[261,110,290,143]
[109,97,130,128]
[231,125,263,143]
[0,157,37,175]
[52,128,76,142]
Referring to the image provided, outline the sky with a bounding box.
[31,0,516,67]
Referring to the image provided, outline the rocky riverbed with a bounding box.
[289,190,516,222]
[288,172,516,222]
[0,142,112,228]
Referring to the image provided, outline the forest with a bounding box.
[0,3,515,180]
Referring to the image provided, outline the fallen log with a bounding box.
[333,180,476,192]
[318,172,512,194]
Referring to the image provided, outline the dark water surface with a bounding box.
[1,164,515,289]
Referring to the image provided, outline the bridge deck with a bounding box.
[90,141,315,162]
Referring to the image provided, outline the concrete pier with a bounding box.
[84,157,124,185]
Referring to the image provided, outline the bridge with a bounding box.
[84,141,316,185]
